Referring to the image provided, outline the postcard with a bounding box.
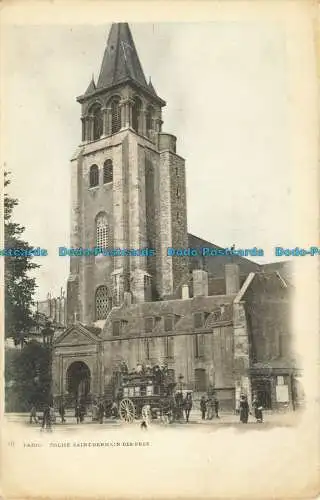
[1,1,319,499]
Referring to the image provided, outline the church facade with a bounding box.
[52,23,301,412]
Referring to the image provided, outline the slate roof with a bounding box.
[101,294,234,339]
[187,233,261,278]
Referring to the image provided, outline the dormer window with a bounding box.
[112,321,120,336]
[164,316,174,332]
[144,317,154,333]
[193,312,204,329]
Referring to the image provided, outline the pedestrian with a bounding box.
[200,395,207,420]
[41,404,52,431]
[213,395,220,419]
[111,401,118,419]
[140,419,148,430]
[98,400,104,424]
[49,404,55,429]
[184,392,193,423]
[92,401,98,421]
[29,405,38,424]
[206,396,214,420]
[79,403,86,423]
[252,395,263,423]
[175,391,184,421]
[59,401,66,423]
[75,403,80,424]
[239,394,249,424]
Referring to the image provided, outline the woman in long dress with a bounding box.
[239,395,249,423]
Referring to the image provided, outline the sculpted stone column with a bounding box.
[102,107,108,136]
[106,107,112,136]
[119,100,126,129]
[81,117,86,142]
[87,115,94,142]
[120,98,134,129]
[82,117,90,142]
[141,109,147,136]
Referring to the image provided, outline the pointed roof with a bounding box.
[77,23,165,105]
[97,23,148,90]
[84,76,96,96]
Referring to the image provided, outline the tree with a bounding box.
[5,341,52,411]
[4,171,40,345]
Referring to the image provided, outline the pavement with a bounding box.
[4,409,302,430]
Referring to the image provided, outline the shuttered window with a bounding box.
[164,336,174,358]
[194,334,205,358]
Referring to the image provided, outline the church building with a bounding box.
[52,23,301,412]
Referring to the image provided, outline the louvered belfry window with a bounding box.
[95,285,109,320]
[92,104,103,140]
[103,159,113,184]
[132,97,142,132]
[89,165,99,187]
[146,105,153,133]
[111,98,121,134]
[96,213,110,248]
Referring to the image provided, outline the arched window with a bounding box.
[96,212,111,248]
[95,285,110,320]
[111,98,121,134]
[89,165,99,187]
[91,104,103,141]
[146,105,154,134]
[132,97,142,133]
[103,159,113,184]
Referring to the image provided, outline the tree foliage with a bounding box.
[5,341,52,412]
[4,171,39,344]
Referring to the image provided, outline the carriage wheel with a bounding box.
[141,405,151,424]
[119,398,135,423]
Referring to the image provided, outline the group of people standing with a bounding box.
[29,403,56,431]
[171,391,193,423]
[200,394,220,420]
[239,394,263,424]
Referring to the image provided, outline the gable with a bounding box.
[54,326,99,346]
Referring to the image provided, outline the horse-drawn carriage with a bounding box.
[117,367,177,423]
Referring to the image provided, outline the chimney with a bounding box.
[225,264,240,294]
[193,269,208,297]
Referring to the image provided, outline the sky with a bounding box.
[2,20,301,300]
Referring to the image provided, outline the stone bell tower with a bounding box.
[67,23,189,325]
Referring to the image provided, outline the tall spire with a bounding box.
[97,23,148,91]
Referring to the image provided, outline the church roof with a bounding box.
[97,23,148,92]
[77,23,165,105]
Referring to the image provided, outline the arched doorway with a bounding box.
[67,361,91,403]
